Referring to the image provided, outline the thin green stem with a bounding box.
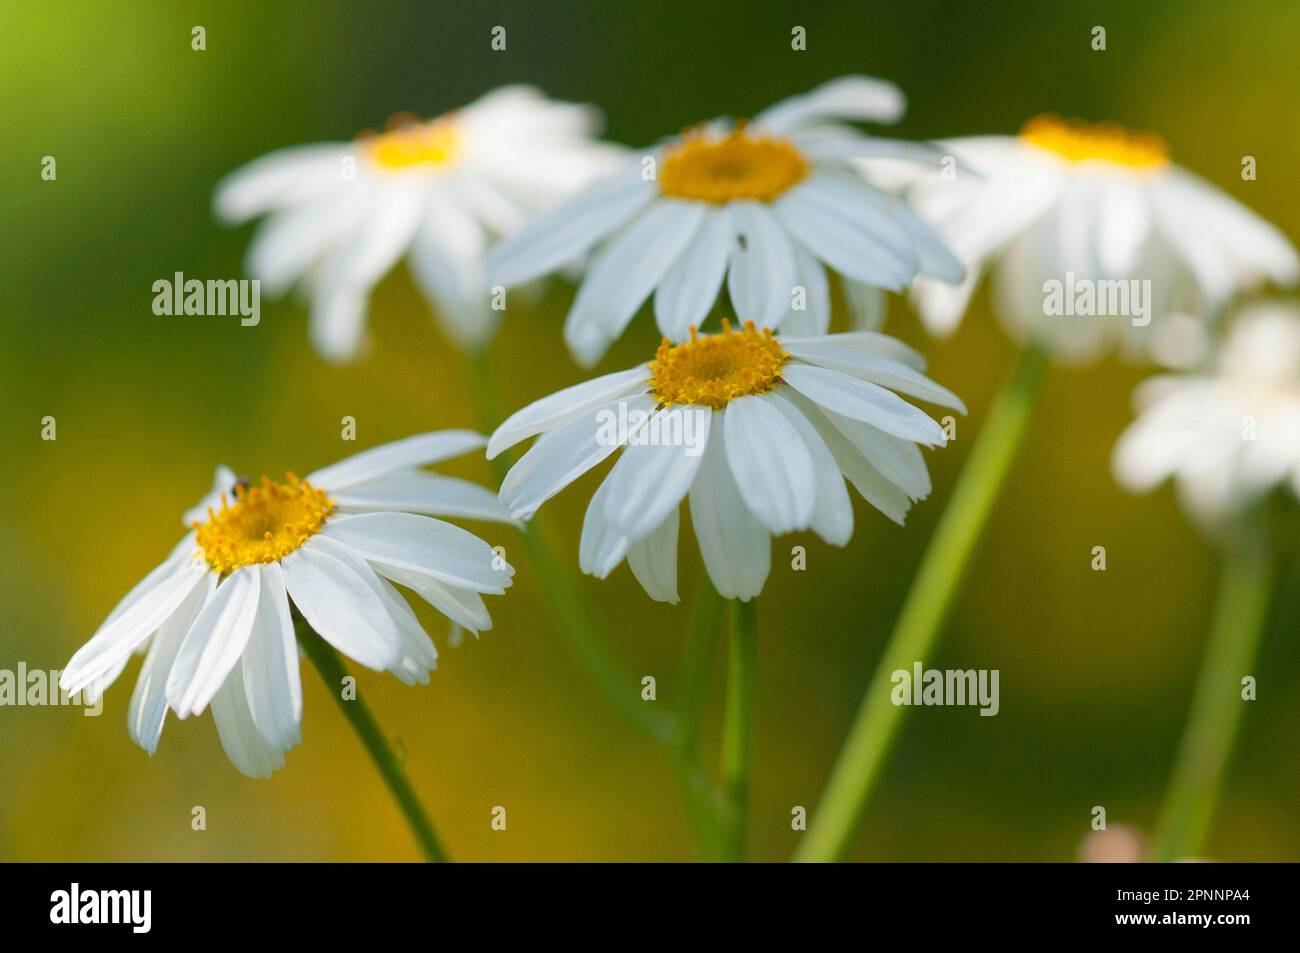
[296,618,449,863]
[676,579,727,758]
[796,341,1049,862]
[1151,517,1272,862]
[720,598,759,862]
[465,349,673,744]
[671,577,728,859]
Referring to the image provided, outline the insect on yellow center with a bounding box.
[193,475,334,575]
[659,124,810,204]
[1019,115,1169,170]
[364,113,462,171]
[650,320,789,410]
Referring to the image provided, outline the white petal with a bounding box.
[791,176,949,280]
[796,132,948,167]
[773,186,913,290]
[909,139,1060,265]
[280,542,405,671]
[753,75,905,133]
[785,389,913,523]
[784,343,966,412]
[654,206,733,339]
[308,284,371,364]
[487,367,648,459]
[408,189,495,350]
[627,508,681,603]
[101,533,200,627]
[687,411,771,600]
[244,187,369,296]
[321,511,512,594]
[211,660,285,779]
[374,573,439,685]
[308,430,486,488]
[451,173,527,235]
[764,391,854,545]
[1158,168,1299,291]
[1097,177,1152,277]
[722,395,815,534]
[779,330,927,370]
[166,567,261,719]
[818,407,932,500]
[1111,383,1211,492]
[371,560,493,634]
[563,306,616,369]
[781,363,946,445]
[61,561,208,697]
[241,563,302,750]
[844,281,887,331]
[330,178,429,290]
[81,651,134,707]
[332,471,512,524]
[499,392,657,520]
[599,408,710,545]
[910,272,980,337]
[780,246,831,336]
[568,199,707,346]
[127,573,215,754]
[487,172,656,288]
[578,469,629,578]
[728,201,798,328]
[309,535,436,685]
[213,143,352,225]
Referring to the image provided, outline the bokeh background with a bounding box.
[2,0,1297,861]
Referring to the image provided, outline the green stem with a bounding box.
[296,618,450,863]
[1151,518,1272,862]
[796,341,1049,862]
[720,598,759,862]
[465,349,673,744]
[676,579,727,758]
[671,577,727,859]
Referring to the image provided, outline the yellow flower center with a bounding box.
[1020,115,1168,170]
[193,475,334,575]
[364,114,462,171]
[660,125,809,203]
[650,320,789,409]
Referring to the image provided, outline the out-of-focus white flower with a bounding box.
[215,86,621,360]
[61,432,514,777]
[488,76,964,367]
[1113,301,1300,524]
[489,321,963,602]
[903,116,1299,363]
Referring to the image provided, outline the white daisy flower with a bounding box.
[487,75,966,367]
[488,320,964,602]
[215,85,620,361]
[60,431,515,777]
[1113,301,1300,525]
[905,116,1299,363]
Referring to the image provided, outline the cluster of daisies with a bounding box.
[63,77,1297,776]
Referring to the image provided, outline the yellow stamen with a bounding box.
[1019,114,1168,169]
[650,320,789,409]
[193,474,334,575]
[363,114,462,171]
[660,124,809,204]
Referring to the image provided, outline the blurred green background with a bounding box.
[2,0,1297,861]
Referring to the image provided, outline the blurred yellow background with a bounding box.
[2,0,1297,861]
